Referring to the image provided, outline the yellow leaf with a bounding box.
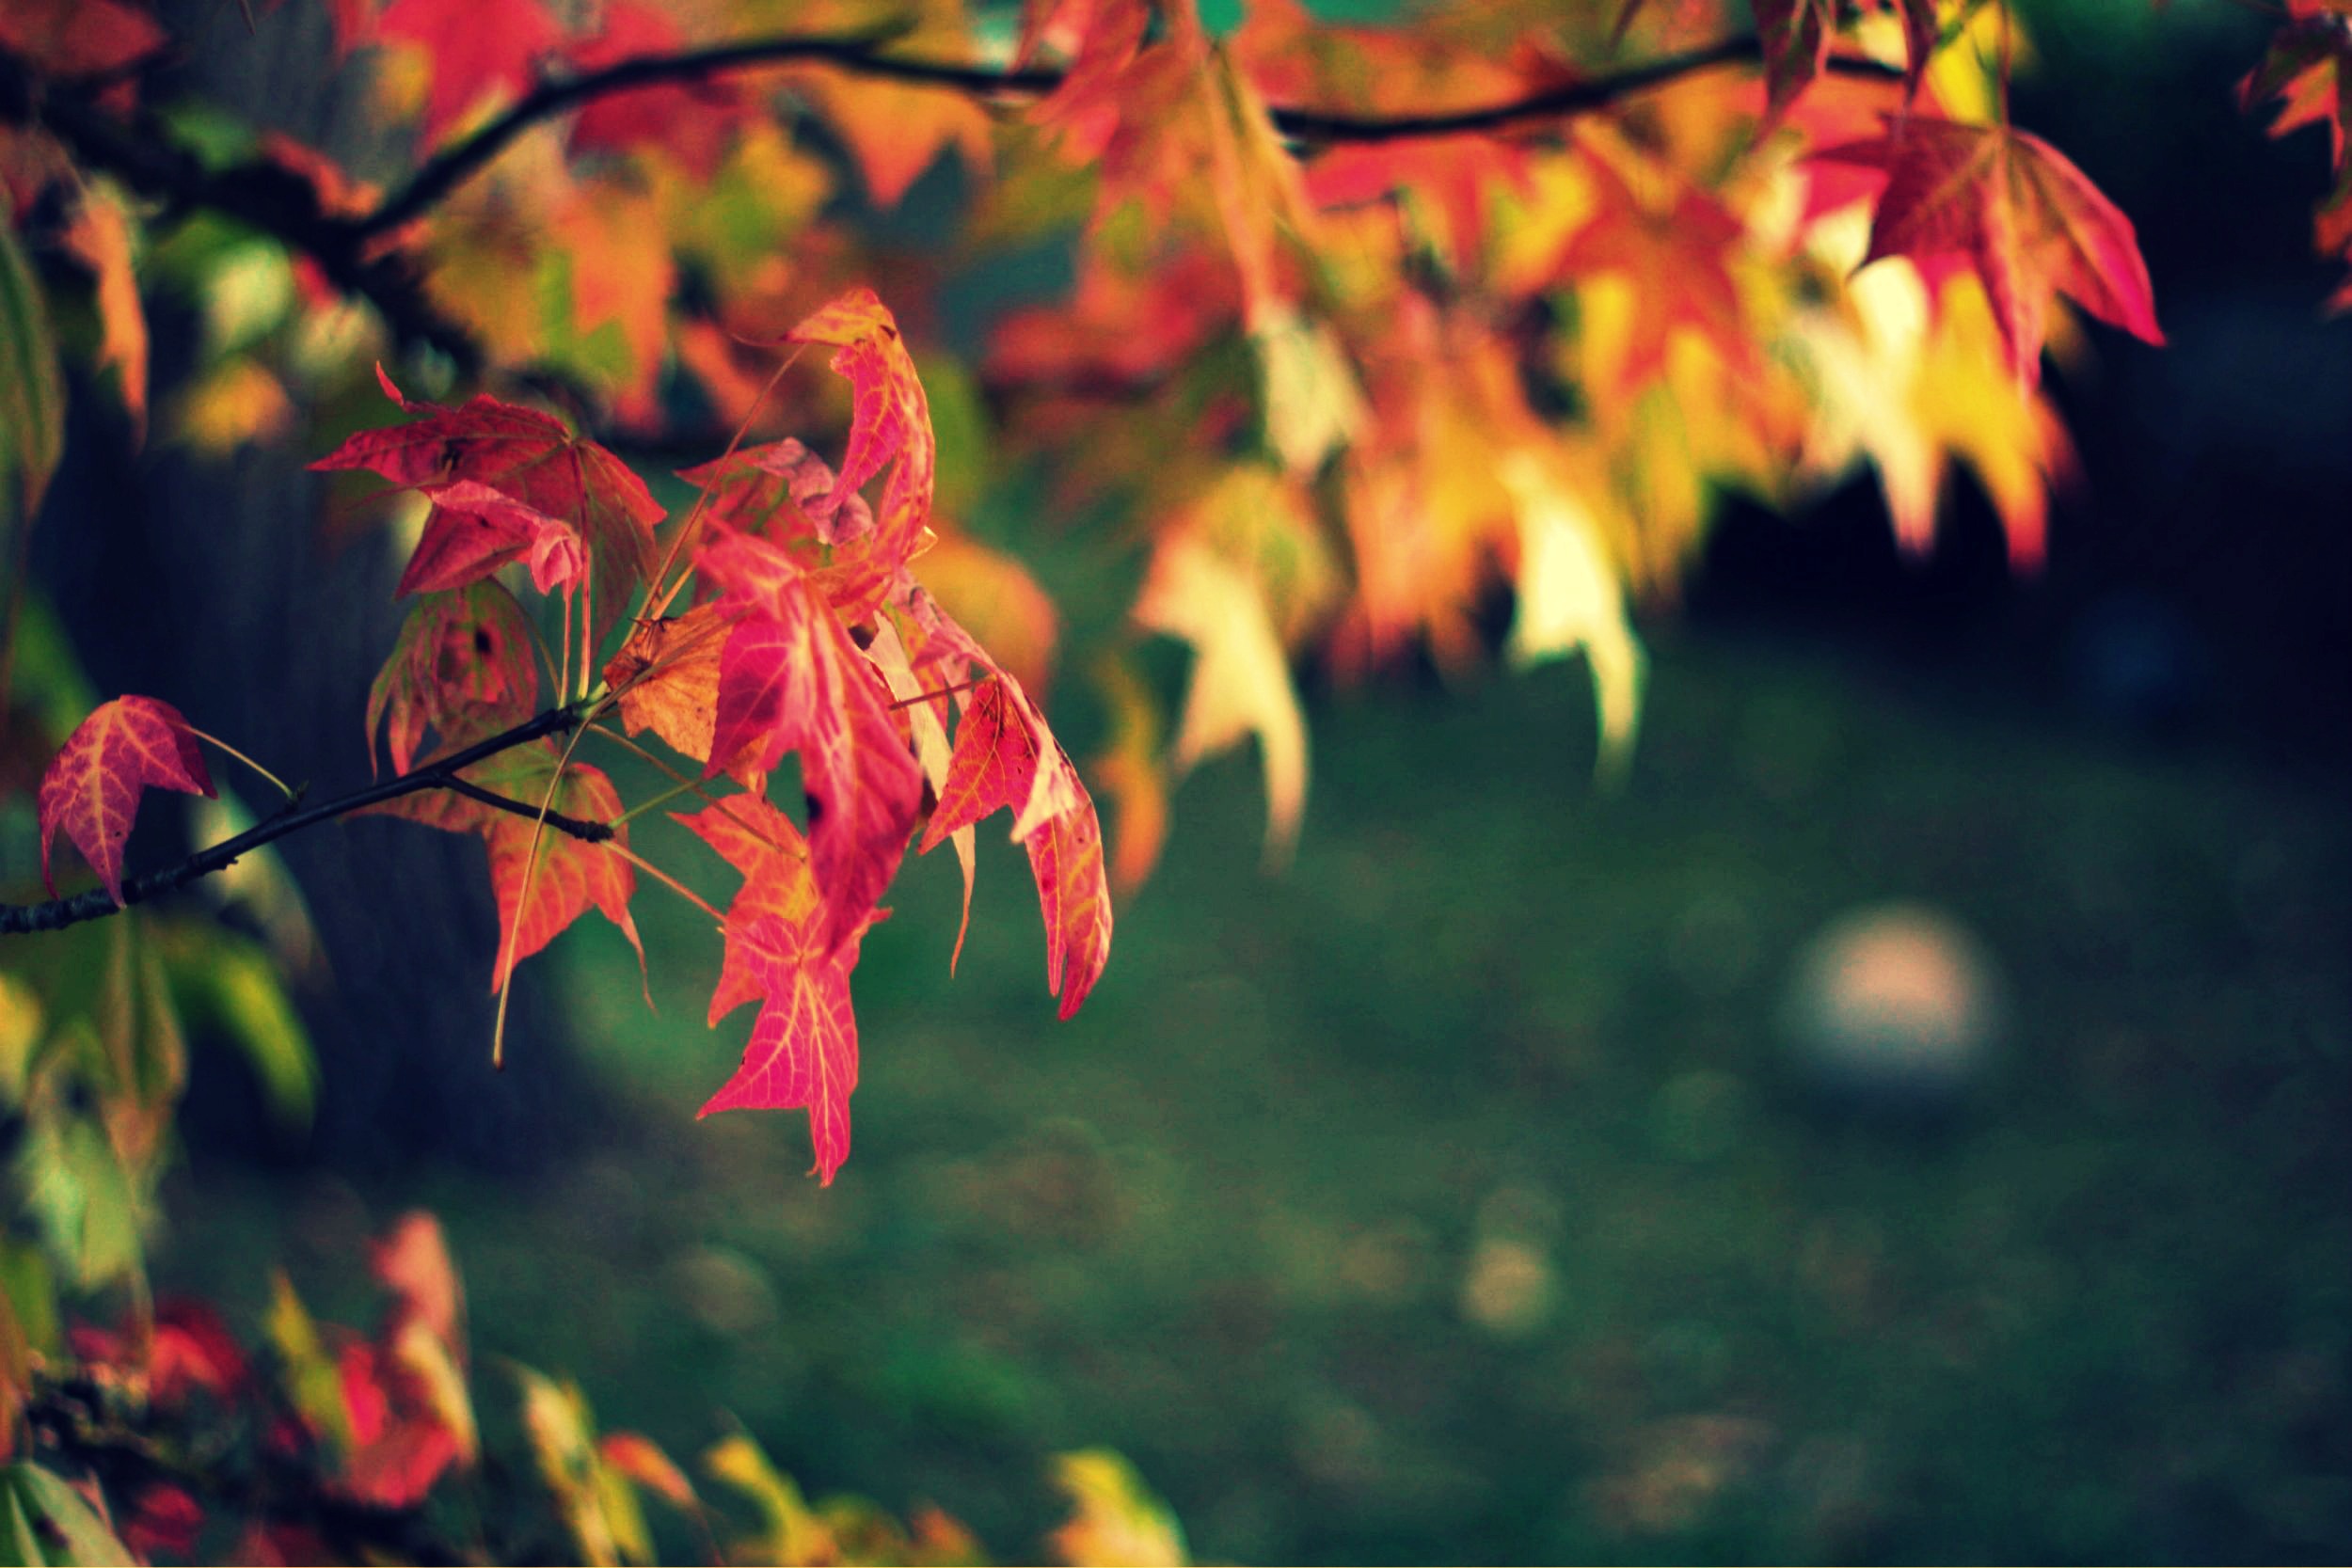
[170,357,292,454]
[1250,302,1366,476]
[1499,451,1645,785]
[1135,534,1310,861]
[1049,1449,1186,1568]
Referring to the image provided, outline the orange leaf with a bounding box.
[37,695,216,904]
[601,602,732,767]
[61,182,147,438]
[479,754,641,993]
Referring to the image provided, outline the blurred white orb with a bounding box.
[1782,902,2006,1107]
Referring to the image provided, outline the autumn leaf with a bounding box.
[313,367,662,649]
[1815,117,2164,383]
[677,438,898,621]
[1025,771,1113,1021]
[700,537,923,954]
[38,696,216,905]
[1135,534,1309,859]
[368,740,642,991]
[783,289,937,587]
[1050,1449,1186,1567]
[376,0,563,147]
[1497,451,1645,783]
[365,579,539,775]
[476,750,640,993]
[675,798,860,1183]
[1754,0,1838,121]
[395,479,579,596]
[600,602,731,767]
[0,0,167,77]
[2238,8,2352,269]
[61,180,147,438]
[565,2,747,180]
[1548,152,1756,394]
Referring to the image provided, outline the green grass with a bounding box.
[158,626,2352,1562]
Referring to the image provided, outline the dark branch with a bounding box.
[364,30,1900,235]
[0,48,485,374]
[359,28,1058,237]
[5,26,1903,387]
[0,707,612,937]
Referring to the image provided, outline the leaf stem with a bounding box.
[488,720,594,1068]
[609,774,712,826]
[604,840,727,929]
[183,724,296,800]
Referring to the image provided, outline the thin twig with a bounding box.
[0,707,593,936]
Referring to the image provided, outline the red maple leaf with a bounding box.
[698,537,923,956]
[675,798,860,1183]
[783,290,937,594]
[2240,7,2352,271]
[565,2,747,179]
[37,695,216,904]
[377,0,563,147]
[395,479,581,597]
[0,0,167,78]
[313,367,661,651]
[365,580,539,776]
[1816,117,2164,383]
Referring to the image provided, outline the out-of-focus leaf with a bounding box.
[1134,534,1308,860]
[706,1430,832,1567]
[59,182,147,440]
[13,1117,142,1291]
[519,1367,645,1566]
[1499,451,1645,785]
[0,1464,135,1567]
[265,1273,350,1451]
[0,212,65,528]
[1048,1449,1185,1567]
[157,930,317,1130]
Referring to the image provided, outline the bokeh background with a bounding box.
[36,0,2352,1560]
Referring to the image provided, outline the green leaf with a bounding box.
[159,932,317,1130]
[0,1465,135,1567]
[0,209,65,527]
[13,1112,144,1291]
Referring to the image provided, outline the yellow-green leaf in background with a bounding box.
[0,1463,135,1567]
[1048,1449,1186,1568]
[0,209,65,529]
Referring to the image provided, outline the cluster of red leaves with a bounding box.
[310,289,1110,1185]
[54,1212,707,1564]
[35,290,1109,1185]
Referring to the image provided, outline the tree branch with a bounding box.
[358,28,1057,237]
[0,707,611,937]
[2,27,1903,384]
[0,48,485,374]
[363,30,1899,235]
